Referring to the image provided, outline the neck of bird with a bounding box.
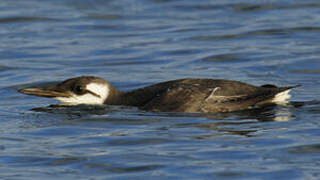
[104,83,168,107]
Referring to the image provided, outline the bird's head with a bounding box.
[19,76,114,105]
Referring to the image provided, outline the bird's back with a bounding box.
[119,78,293,113]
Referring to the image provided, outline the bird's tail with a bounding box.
[262,85,301,105]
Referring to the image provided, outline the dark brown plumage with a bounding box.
[19,76,299,113]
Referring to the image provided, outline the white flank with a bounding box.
[54,83,109,105]
[271,90,291,105]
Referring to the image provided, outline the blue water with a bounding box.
[1,0,320,179]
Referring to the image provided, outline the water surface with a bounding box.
[1,0,320,179]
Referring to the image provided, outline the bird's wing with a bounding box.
[140,82,262,113]
[200,87,284,113]
[141,84,208,112]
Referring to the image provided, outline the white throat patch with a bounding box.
[54,83,109,105]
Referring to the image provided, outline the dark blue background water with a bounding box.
[1,0,320,179]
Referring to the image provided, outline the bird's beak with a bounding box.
[19,86,71,98]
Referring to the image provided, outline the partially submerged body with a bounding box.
[19,76,298,113]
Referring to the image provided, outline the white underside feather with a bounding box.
[271,90,291,105]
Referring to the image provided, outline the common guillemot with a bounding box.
[18,76,299,113]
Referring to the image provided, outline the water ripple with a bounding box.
[0,0,319,179]
[0,16,60,24]
[189,27,320,41]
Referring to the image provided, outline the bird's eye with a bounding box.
[74,85,85,94]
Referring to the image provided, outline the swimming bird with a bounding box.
[19,76,299,113]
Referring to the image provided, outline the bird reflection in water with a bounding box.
[27,101,315,139]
